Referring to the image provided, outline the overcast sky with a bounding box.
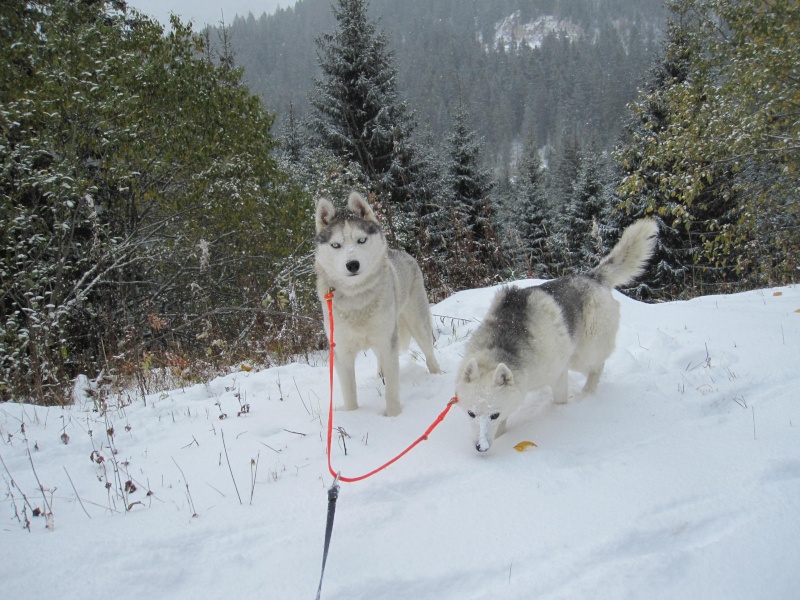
[129,0,289,29]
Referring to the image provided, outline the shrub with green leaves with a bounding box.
[1,1,314,403]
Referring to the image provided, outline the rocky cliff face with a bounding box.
[487,11,584,51]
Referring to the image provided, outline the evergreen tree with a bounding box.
[308,0,418,241]
[548,131,582,212]
[439,102,499,291]
[546,132,583,275]
[447,103,494,240]
[505,134,552,278]
[562,143,611,271]
[279,102,306,163]
[412,128,452,300]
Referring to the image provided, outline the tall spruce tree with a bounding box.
[547,132,583,275]
[308,0,418,241]
[505,134,552,277]
[562,143,611,271]
[440,102,499,290]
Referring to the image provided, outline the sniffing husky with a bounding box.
[314,192,442,417]
[455,219,658,452]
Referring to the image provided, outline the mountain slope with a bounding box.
[225,0,666,164]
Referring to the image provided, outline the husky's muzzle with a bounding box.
[475,415,493,452]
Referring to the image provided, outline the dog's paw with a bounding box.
[427,362,443,375]
[384,404,402,417]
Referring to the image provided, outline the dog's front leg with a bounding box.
[334,347,359,411]
[496,417,508,438]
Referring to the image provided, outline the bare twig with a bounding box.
[63,466,92,519]
[294,377,311,415]
[103,412,129,510]
[221,429,242,505]
[0,454,34,531]
[336,427,349,455]
[171,457,197,517]
[0,451,37,516]
[259,442,281,454]
[25,443,54,529]
[250,452,260,505]
[181,435,200,449]
[205,482,226,497]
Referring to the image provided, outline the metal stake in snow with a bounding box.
[315,473,340,600]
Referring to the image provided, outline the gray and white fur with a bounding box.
[315,191,441,416]
[455,219,658,452]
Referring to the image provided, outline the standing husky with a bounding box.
[314,192,441,416]
[455,219,658,452]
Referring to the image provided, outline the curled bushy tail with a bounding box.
[590,219,658,289]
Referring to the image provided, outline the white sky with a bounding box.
[129,0,288,29]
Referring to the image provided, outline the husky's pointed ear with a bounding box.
[461,358,480,383]
[493,363,514,387]
[315,197,336,233]
[347,191,378,223]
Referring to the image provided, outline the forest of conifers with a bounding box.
[2,0,798,404]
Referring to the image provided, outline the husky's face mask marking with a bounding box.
[456,358,522,452]
[315,195,382,281]
[324,223,375,277]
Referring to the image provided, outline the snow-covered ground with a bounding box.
[2,281,799,599]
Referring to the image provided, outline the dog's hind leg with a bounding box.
[334,348,359,411]
[417,328,442,374]
[402,305,442,374]
[582,363,604,395]
[375,342,402,417]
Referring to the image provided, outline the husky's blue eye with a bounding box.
[331,243,341,249]
[357,238,367,244]
[467,411,476,418]
[490,412,500,420]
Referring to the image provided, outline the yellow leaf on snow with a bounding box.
[773,291,782,296]
[240,363,253,372]
[514,440,538,452]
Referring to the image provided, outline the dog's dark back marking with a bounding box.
[539,276,591,336]
[483,287,535,368]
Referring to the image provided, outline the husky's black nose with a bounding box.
[346,260,360,274]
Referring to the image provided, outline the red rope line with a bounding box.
[324,290,457,483]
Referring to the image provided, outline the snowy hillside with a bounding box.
[2,282,799,599]
[490,12,583,50]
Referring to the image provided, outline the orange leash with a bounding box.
[323,290,457,483]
